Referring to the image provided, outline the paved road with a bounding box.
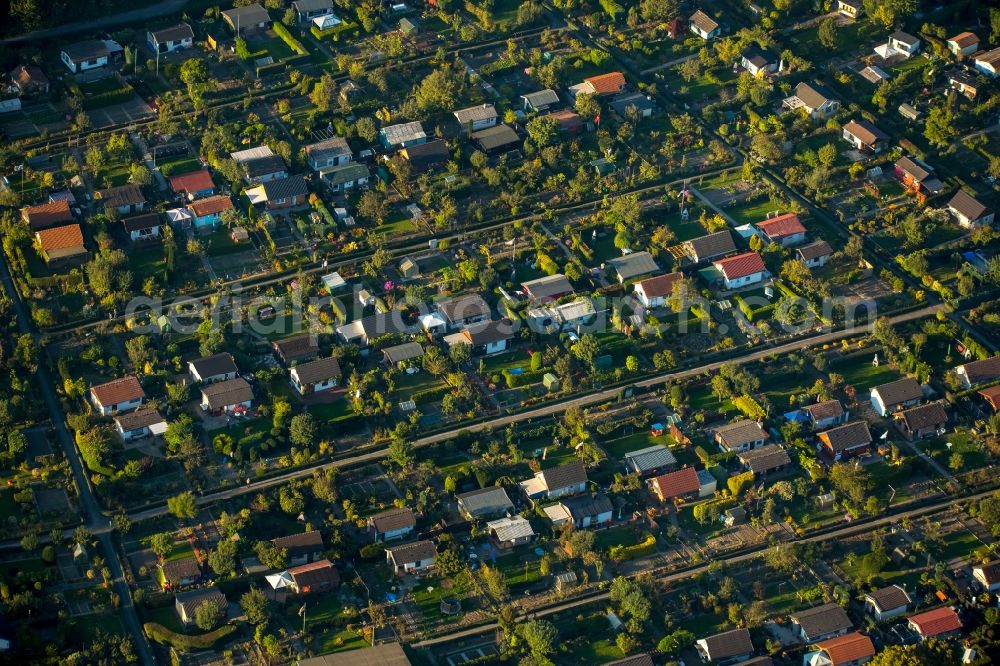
[0,250,155,664]
[414,482,998,648]
[2,0,187,44]
[127,303,942,523]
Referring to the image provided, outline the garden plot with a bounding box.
[209,249,267,281]
[24,426,53,463]
[340,472,401,511]
[86,96,155,128]
[0,111,40,139]
[32,486,71,517]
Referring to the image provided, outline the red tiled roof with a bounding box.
[90,376,145,407]
[908,607,962,637]
[635,272,682,299]
[585,72,626,95]
[650,467,701,500]
[979,385,1000,410]
[949,32,979,48]
[189,195,234,217]
[22,200,73,229]
[815,632,875,665]
[757,213,806,240]
[169,170,214,194]
[36,223,83,251]
[714,252,766,280]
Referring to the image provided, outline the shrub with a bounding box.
[272,23,307,56]
[609,533,656,561]
[81,85,135,110]
[412,385,452,405]
[733,394,766,420]
[359,543,385,560]
[144,622,236,652]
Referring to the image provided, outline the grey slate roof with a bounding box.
[436,293,491,323]
[190,352,238,379]
[873,377,923,407]
[386,539,436,564]
[607,251,659,280]
[521,89,560,108]
[149,23,194,43]
[560,493,613,521]
[790,602,853,640]
[538,461,587,491]
[454,103,497,125]
[291,356,342,384]
[866,584,911,612]
[382,342,424,364]
[456,486,514,516]
[687,230,736,261]
[200,377,253,409]
[624,445,677,472]
[794,82,837,110]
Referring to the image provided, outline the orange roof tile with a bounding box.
[815,632,875,666]
[757,213,806,239]
[169,170,214,194]
[650,467,701,500]
[36,223,83,251]
[714,252,766,280]
[908,607,962,637]
[585,72,626,95]
[90,376,145,407]
[189,195,234,217]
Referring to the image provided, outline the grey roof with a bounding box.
[689,9,720,34]
[738,444,791,473]
[610,92,656,116]
[607,251,660,280]
[382,342,424,364]
[790,603,853,639]
[803,399,844,421]
[291,356,342,384]
[381,121,426,146]
[521,89,560,107]
[538,461,587,491]
[122,212,161,232]
[149,23,194,43]
[262,175,308,201]
[273,334,320,362]
[454,103,497,124]
[200,377,253,409]
[190,352,238,379]
[222,4,271,26]
[402,139,449,163]
[271,529,323,555]
[486,516,534,542]
[898,401,948,431]
[715,420,768,449]
[292,0,334,12]
[948,189,991,221]
[96,184,144,209]
[175,586,225,617]
[464,319,515,346]
[560,493,613,521]
[624,445,677,472]
[305,136,351,161]
[742,46,777,68]
[114,407,164,432]
[687,230,736,261]
[890,31,920,46]
[866,584,912,612]
[297,643,411,666]
[873,377,923,407]
[522,273,574,301]
[795,82,836,110]
[244,155,287,178]
[161,557,201,582]
[456,486,513,516]
[386,539,436,564]
[368,507,416,533]
[436,293,491,323]
[895,157,933,182]
[320,162,369,186]
[62,40,111,61]
[698,628,753,660]
[819,421,872,452]
[472,124,521,151]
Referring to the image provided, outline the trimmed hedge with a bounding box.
[144,622,236,652]
[81,85,135,110]
[733,394,766,420]
[503,368,546,388]
[311,19,358,41]
[412,385,452,405]
[273,23,307,55]
[610,533,656,561]
[479,56,520,76]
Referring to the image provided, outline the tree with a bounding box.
[241,587,270,625]
[208,539,238,577]
[179,58,208,86]
[449,342,471,365]
[125,335,153,372]
[167,491,197,520]
[571,333,601,367]
[194,599,221,631]
[516,620,558,661]
[357,190,388,224]
[625,355,639,372]
[254,541,288,570]
[678,58,700,82]
[863,0,917,30]
[640,0,680,21]
[278,486,305,515]
[20,532,38,552]
[574,92,600,119]
[388,437,414,468]
[129,163,152,187]
[289,413,317,448]
[526,115,559,148]
[829,462,872,506]
[657,629,694,654]
[148,533,173,560]
[924,106,958,147]
[817,143,838,167]
[356,117,377,143]
[817,17,838,48]
[411,67,465,115]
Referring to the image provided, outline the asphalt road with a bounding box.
[0,249,155,664]
[127,303,942,523]
[413,482,999,648]
[2,0,188,44]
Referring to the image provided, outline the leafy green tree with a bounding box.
[924,106,958,147]
[194,599,221,631]
[167,491,198,520]
[241,587,270,625]
[254,541,288,570]
[388,437,415,468]
[516,620,558,661]
[817,17,838,48]
[289,413,317,448]
[208,539,238,577]
[526,115,559,148]
[148,532,173,560]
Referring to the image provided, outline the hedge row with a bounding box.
[310,19,358,41]
[479,56,519,76]
[502,368,546,388]
[610,533,656,561]
[144,622,236,652]
[412,385,452,405]
[81,85,134,110]
[273,23,307,56]
[733,295,773,322]
[733,394,765,421]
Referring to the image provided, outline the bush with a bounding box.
[272,23,307,56]
[609,533,656,561]
[733,394,766,420]
[502,368,546,388]
[694,446,712,465]
[359,543,385,560]
[412,385,452,405]
[81,84,135,110]
[144,622,236,652]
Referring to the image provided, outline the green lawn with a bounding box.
[129,245,166,284]
[246,35,294,61]
[724,195,789,227]
[920,430,989,470]
[315,628,369,653]
[78,612,127,640]
[592,524,642,553]
[202,228,246,257]
[164,539,195,562]
[411,575,466,622]
[831,355,902,392]
[567,638,625,664]
[937,529,981,561]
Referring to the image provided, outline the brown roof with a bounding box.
[22,200,73,230]
[949,32,979,48]
[818,421,872,453]
[815,632,875,666]
[635,272,683,299]
[291,356,342,384]
[699,628,753,660]
[873,378,923,408]
[689,9,719,34]
[272,530,324,555]
[36,223,84,251]
[687,230,736,261]
[161,557,201,582]
[169,170,214,194]
[802,399,844,422]
[974,560,1000,585]
[436,293,491,323]
[175,586,225,616]
[122,212,161,233]
[959,356,1000,385]
[584,71,626,95]
[539,461,587,491]
[865,584,911,612]
[368,508,416,533]
[908,606,961,637]
[114,407,164,432]
[897,401,948,431]
[11,64,49,89]
[90,376,145,407]
[95,184,144,209]
[714,420,768,450]
[200,377,253,409]
[650,466,701,499]
[790,603,853,640]
[842,119,888,146]
[604,655,654,666]
[288,558,340,590]
[273,334,320,362]
[948,189,991,221]
[189,195,234,217]
[386,539,436,564]
[738,444,791,473]
[797,240,833,262]
[757,213,806,240]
